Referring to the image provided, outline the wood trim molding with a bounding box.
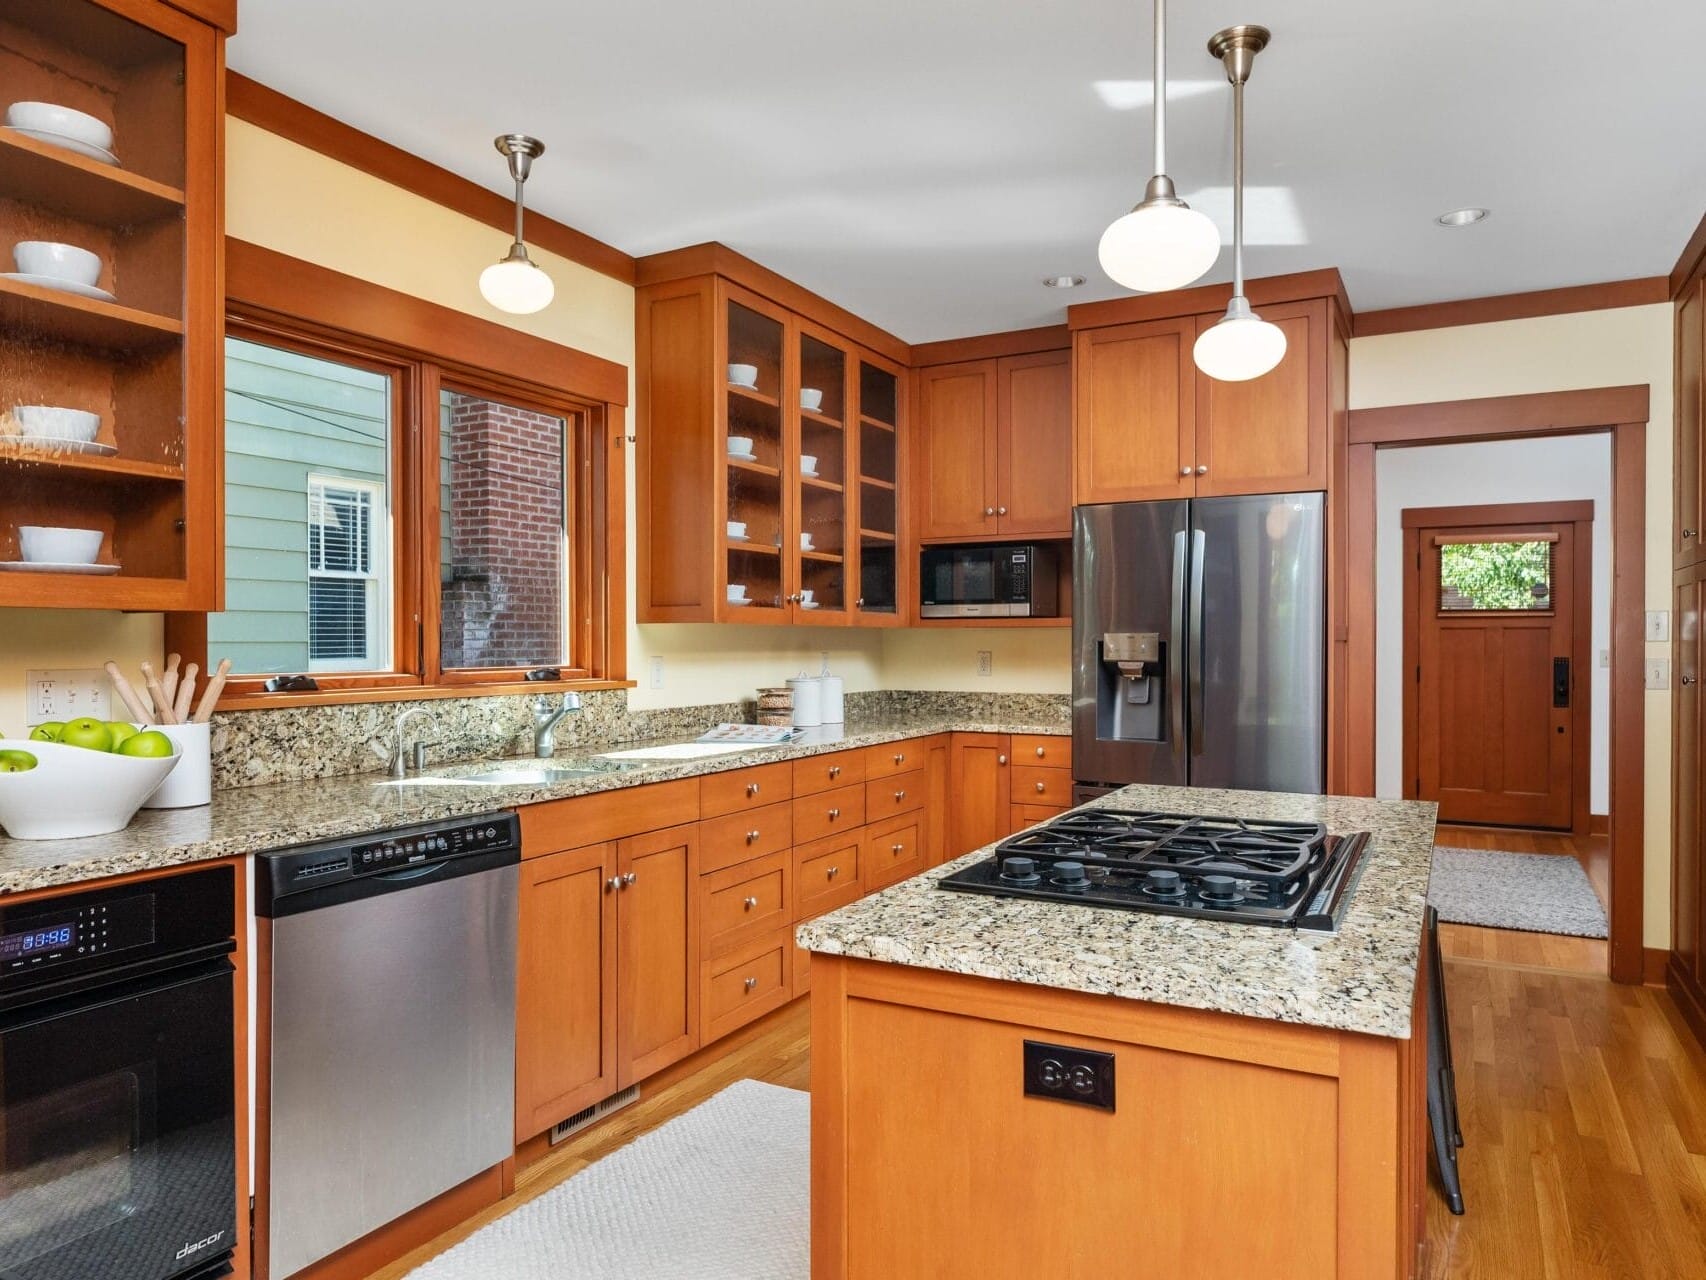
[910,325,1070,367]
[1399,499,1595,528]
[225,237,629,406]
[226,74,634,286]
[166,0,236,32]
[1671,208,1706,300]
[634,242,910,365]
[1337,387,1649,984]
[1353,278,1668,338]
[1643,947,1671,986]
[1348,386,1650,446]
[1066,268,1351,332]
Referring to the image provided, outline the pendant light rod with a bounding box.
[496,133,544,251]
[1207,25,1269,298]
[1151,0,1166,179]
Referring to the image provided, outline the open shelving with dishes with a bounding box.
[0,0,222,609]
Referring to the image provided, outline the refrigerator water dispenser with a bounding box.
[1098,631,1165,742]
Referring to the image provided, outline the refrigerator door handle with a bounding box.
[1188,528,1206,757]
[1171,529,1188,759]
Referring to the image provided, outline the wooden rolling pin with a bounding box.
[139,660,176,725]
[161,652,181,706]
[192,659,230,724]
[173,662,199,725]
[105,661,153,724]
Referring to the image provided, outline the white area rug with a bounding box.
[406,1079,809,1280]
[1429,847,1609,938]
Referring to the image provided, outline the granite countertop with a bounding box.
[0,711,1067,896]
[796,784,1439,1040]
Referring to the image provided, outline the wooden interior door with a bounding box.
[1193,299,1326,497]
[915,361,997,540]
[616,823,700,1086]
[949,733,1011,855]
[1678,280,1704,565]
[1072,316,1194,505]
[1408,512,1586,830]
[995,350,1072,537]
[1674,580,1702,987]
[515,843,617,1142]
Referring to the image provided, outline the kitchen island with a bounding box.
[798,784,1439,1280]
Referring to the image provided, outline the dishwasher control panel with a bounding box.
[259,812,521,903]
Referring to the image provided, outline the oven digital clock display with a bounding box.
[0,923,77,960]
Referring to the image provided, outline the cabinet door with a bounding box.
[794,320,856,623]
[721,287,794,621]
[1074,317,1195,505]
[616,824,700,1086]
[949,733,1012,856]
[515,843,617,1142]
[924,735,951,864]
[996,350,1073,537]
[916,361,998,539]
[1678,281,1704,565]
[1193,299,1327,497]
[853,357,905,624]
[1676,581,1703,987]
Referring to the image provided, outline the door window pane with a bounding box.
[439,390,567,669]
[1438,539,1553,611]
[211,339,393,674]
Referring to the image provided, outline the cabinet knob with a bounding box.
[997,754,1007,765]
[829,765,841,779]
[1685,675,1697,685]
[747,829,761,843]
[1180,466,1193,476]
[606,876,621,892]
[744,976,758,993]
[894,789,906,801]
[1036,781,1047,793]
[1195,465,1208,475]
[997,506,1007,516]
[985,506,995,516]
[856,597,866,608]
[746,781,761,797]
[893,752,905,764]
[622,872,637,887]
[1035,746,1046,758]
[828,807,841,819]
[1686,529,1699,539]
[827,865,840,879]
[743,895,759,910]
[892,842,905,854]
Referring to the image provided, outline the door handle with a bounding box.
[1189,528,1206,755]
[1171,528,1188,763]
[1553,657,1571,709]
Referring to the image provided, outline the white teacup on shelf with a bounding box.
[800,589,815,605]
[727,435,755,458]
[19,525,102,565]
[800,454,818,477]
[12,406,99,443]
[727,363,758,389]
[800,387,824,412]
[727,520,748,539]
[14,241,101,287]
[800,532,814,550]
[727,583,749,602]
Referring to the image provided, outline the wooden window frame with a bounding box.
[168,239,631,709]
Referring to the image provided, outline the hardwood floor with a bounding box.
[370,926,1706,1280]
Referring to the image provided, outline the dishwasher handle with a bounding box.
[258,844,519,918]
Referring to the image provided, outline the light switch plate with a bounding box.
[1646,658,1670,691]
[648,656,665,690]
[26,669,112,726]
[1646,610,1670,643]
[976,650,993,678]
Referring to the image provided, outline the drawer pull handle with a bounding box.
[893,752,905,764]
[744,976,758,992]
[828,807,841,819]
[892,842,905,854]
[829,765,842,778]
[1036,782,1047,793]
[746,782,760,797]
[894,789,906,801]
[746,829,761,843]
[743,895,759,910]
[827,866,840,879]
[1035,746,1046,758]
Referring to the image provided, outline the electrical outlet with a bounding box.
[1646,658,1670,691]
[26,669,111,726]
[648,656,665,690]
[1646,610,1670,643]
[976,650,993,678]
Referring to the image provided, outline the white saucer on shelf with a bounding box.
[0,561,120,575]
[1,273,116,302]
[13,438,118,456]
[728,378,759,390]
[726,597,753,607]
[801,469,820,478]
[799,601,821,610]
[727,450,759,463]
[5,126,120,167]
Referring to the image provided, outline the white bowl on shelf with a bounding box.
[5,102,113,151]
[0,739,179,839]
[19,525,102,565]
[13,241,102,287]
[800,388,824,412]
[13,406,100,443]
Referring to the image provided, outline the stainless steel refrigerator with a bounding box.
[1073,494,1326,796]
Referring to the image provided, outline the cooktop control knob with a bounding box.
[1200,874,1238,901]
[1051,860,1090,889]
[1143,868,1184,896]
[999,857,1040,883]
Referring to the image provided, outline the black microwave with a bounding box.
[920,543,1061,618]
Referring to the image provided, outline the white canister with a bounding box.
[788,676,823,728]
[819,672,844,724]
[143,721,212,808]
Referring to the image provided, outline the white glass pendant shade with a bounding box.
[1192,299,1286,382]
[1097,201,1221,293]
[479,250,554,315]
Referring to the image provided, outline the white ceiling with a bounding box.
[229,0,1706,343]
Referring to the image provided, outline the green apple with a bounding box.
[117,729,174,759]
[29,722,64,742]
[104,721,139,748]
[0,748,36,773]
[58,717,113,753]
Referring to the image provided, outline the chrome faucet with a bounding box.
[532,692,581,758]
[388,707,434,778]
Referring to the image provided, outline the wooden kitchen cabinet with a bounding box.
[949,733,1012,856]
[923,734,951,865]
[616,824,701,1085]
[915,351,1072,542]
[1073,317,1197,505]
[515,843,618,1143]
[1193,300,1327,496]
[1677,278,1704,566]
[0,0,227,610]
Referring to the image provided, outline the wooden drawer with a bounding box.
[1012,734,1071,771]
[700,801,793,875]
[866,738,925,779]
[700,850,790,958]
[1012,803,1069,831]
[865,768,925,823]
[792,783,867,845]
[700,760,793,817]
[793,749,867,796]
[701,929,793,1043]
[793,831,863,920]
[793,942,812,997]
[862,813,925,892]
[520,778,699,857]
[1012,765,1072,808]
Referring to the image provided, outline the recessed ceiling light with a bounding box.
[1435,207,1488,227]
[1042,274,1086,289]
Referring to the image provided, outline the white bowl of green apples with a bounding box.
[0,718,179,839]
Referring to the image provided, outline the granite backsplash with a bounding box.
[209,689,1070,790]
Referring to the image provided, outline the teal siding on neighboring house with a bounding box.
[207,339,390,674]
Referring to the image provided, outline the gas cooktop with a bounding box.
[936,810,1372,932]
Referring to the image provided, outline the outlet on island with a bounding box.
[1023,1039,1115,1111]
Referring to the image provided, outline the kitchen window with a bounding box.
[307,476,387,669]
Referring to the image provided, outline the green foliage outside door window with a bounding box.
[1438,539,1552,611]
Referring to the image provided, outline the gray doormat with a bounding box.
[1429,847,1608,938]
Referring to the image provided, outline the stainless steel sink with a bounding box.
[373,763,615,788]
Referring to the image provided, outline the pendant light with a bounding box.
[479,134,554,315]
[1097,0,1221,293]
[1192,26,1286,382]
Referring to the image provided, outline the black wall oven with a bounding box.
[0,865,237,1280]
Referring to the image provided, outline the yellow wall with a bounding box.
[1349,303,1674,947]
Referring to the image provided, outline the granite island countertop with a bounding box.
[796,784,1439,1039]
[0,710,1067,895]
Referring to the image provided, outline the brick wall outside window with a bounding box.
[441,394,564,668]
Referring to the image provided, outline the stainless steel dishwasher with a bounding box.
[255,812,520,1280]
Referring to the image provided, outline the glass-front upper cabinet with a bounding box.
[854,359,902,621]
[723,293,787,618]
[793,323,853,624]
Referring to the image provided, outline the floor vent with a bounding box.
[549,1084,640,1145]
